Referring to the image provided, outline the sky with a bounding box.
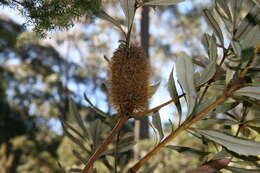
[0,0,211,135]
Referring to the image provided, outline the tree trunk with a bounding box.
[134,5,150,160]
[139,3,150,140]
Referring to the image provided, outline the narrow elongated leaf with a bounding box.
[69,99,89,137]
[212,149,231,160]
[214,102,239,113]
[89,119,103,150]
[61,119,87,141]
[246,118,260,127]
[225,166,260,173]
[231,0,243,28]
[201,118,237,126]
[95,10,124,33]
[62,123,89,153]
[176,53,197,116]
[203,9,224,45]
[84,93,108,119]
[195,129,260,156]
[232,41,242,57]
[104,141,135,155]
[152,111,164,141]
[69,168,82,172]
[195,62,216,87]
[166,145,210,156]
[168,67,182,123]
[148,82,160,98]
[234,6,260,41]
[186,158,231,173]
[241,26,260,49]
[202,33,211,54]
[234,86,260,100]
[209,35,217,62]
[120,0,135,30]
[72,149,87,164]
[215,0,232,20]
[143,0,184,6]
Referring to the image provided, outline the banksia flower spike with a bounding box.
[108,43,151,115]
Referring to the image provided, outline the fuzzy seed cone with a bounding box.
[108,44,151,114]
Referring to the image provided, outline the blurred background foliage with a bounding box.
[0,0,259,173]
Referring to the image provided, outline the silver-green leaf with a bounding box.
[152,111,164,141]
[176,52,197,116]
[69,99,89,137]
[209,35,217,62]
[89,119,103,150]
[203,9,224,45]
[95,10,124,34]
[148,81,160,98]
[234,6,260,41]
[195,129,260,156]
[225,166,260,173]
[120,0,135,30]
[234,86,260,100]
[166,145,210,156]
[143,0,184,6]
[195,62,216,87]
[168,67,182,124]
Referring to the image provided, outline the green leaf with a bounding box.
[89,119,103,150]
[231,40,242,57]
[241,47,255,62]
[231,0,243,28]
[95,10,124,34]
[214,102,239,114]
[61,118,87,141]
[148,81,160,98]
[241,26,260,49]
[84,92,108,119]
[226,149,260,161]
[143,0,184,6]
[105,141,135,155]
[62,122,89,153]
[72,149,87,164]
[245,118,260,127]
[212,149,231,160]
[195,62,216,87]
[201,33,211,54]
[168,67,182,124]
[215,0,232,21]
[234,86,260,100]
[176,52,197,116]
[203,9,224,45]
[120,0,135,30]
[225,166,260,173]
[186,158,231,173]
[152,111,164,141]
[69,99,89,138]
[166,145,210,156]
[194,129,260,156]
[234,6,260,41]
[209,35,217,62]
[201,118,237,126]
[69,168,82,172]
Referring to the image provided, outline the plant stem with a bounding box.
[126,85,241,173]
[82,115,130,173]
[131,94,185,118]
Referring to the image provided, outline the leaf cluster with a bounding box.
[1,0,102,36]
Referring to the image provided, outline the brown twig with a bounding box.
[126,84,242,173]
[131,94,185,118]
[82,114,130,173]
